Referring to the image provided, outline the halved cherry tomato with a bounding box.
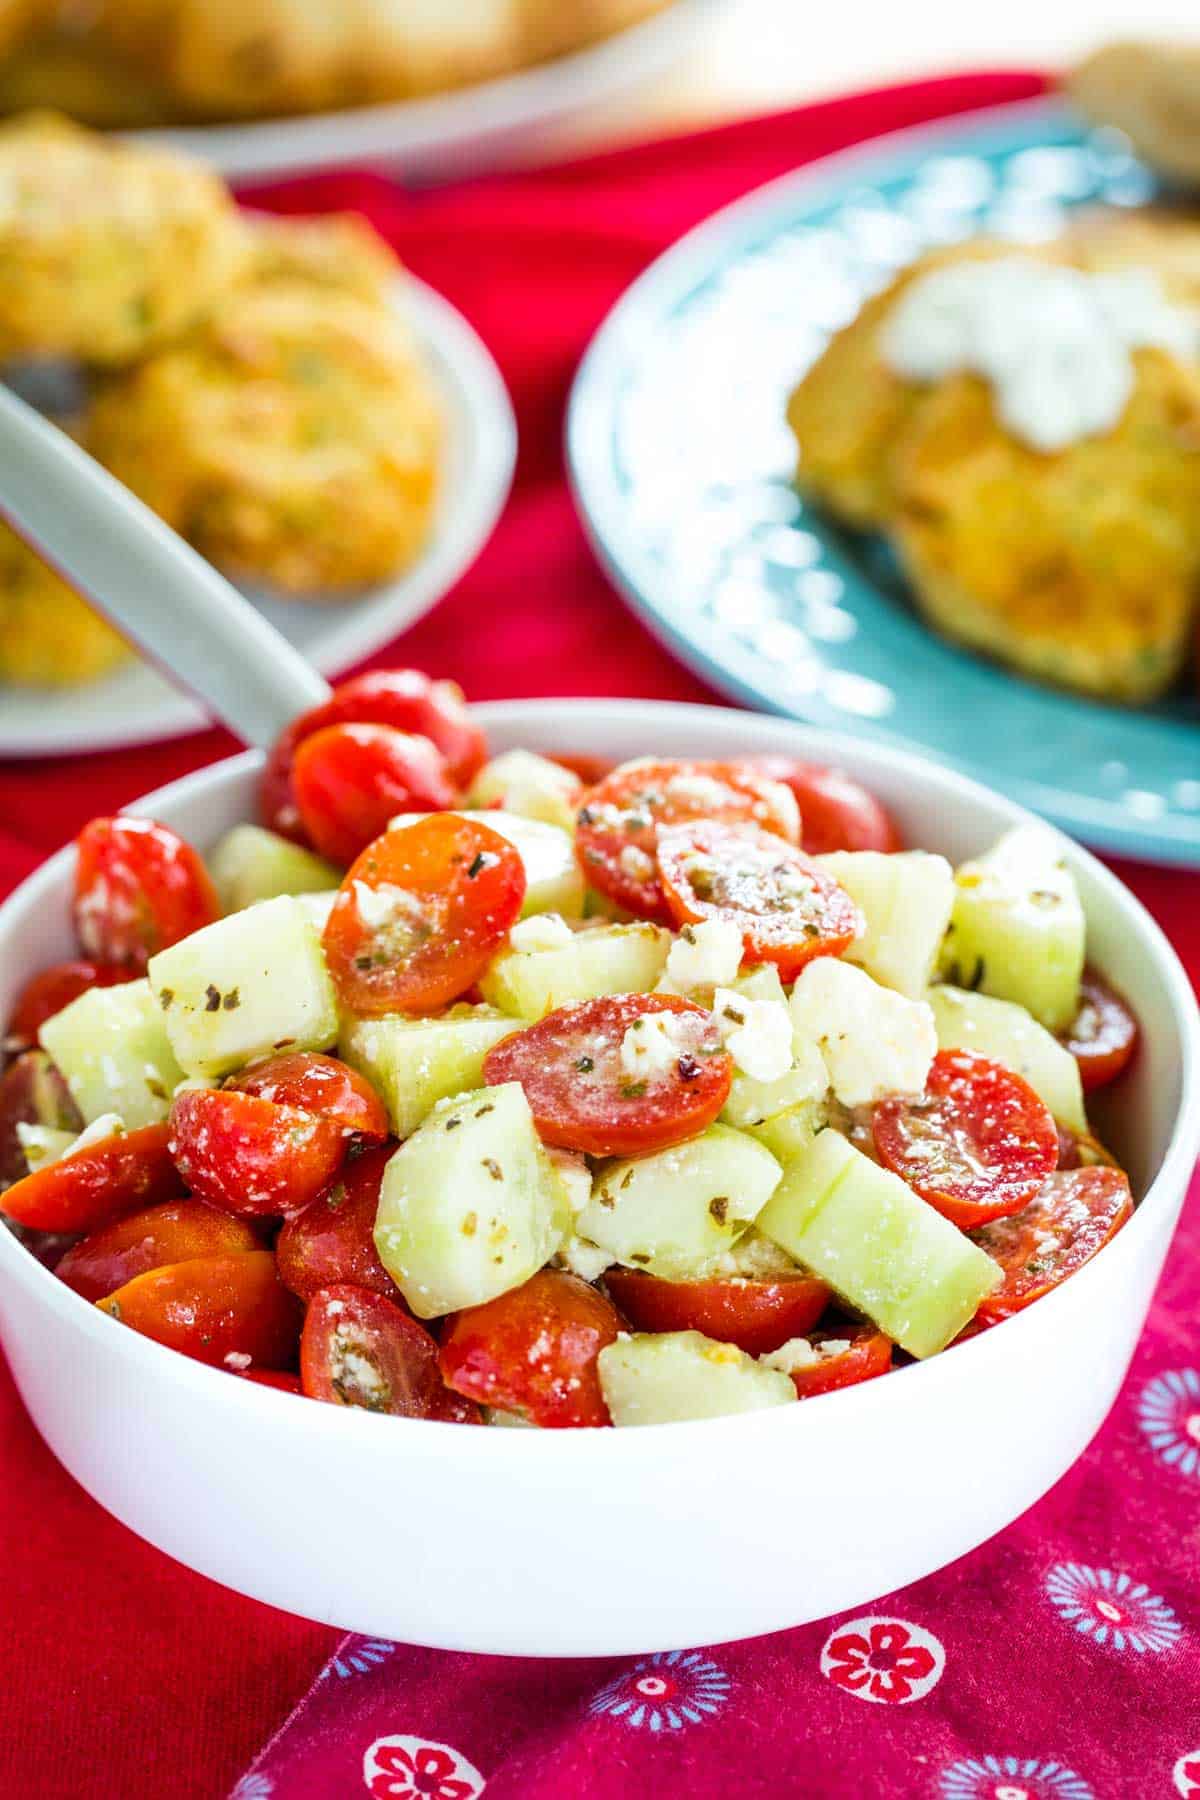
[439,1270,622,1428]
[276,1142,401,1302]
[603,1268,830,1358]
[97,1251,302,1368]
[550,753,617,787]
[169,1089,345,1220]
[261,669,486,839]
[971,1165,1133,1323]
[322,815,526,1018]
[872,1048,1059,1228]
[238,1368,304,1394]
[0,1049,79,1190]
[1060,971,1138,1092]
[56,1197,260,1302]
[1055,1125,1119,1173]
[2,1121,182,1233]
[483,994,731,1157]
[752,757,902,856]
[784,1326,894,1399]
[292,723,457,866]
[229,1052,388,1142]
[6,959,133,1051]
[74,816,220,969]
[301,1284,475,1419]
[657,820,862,980]
[574,759,799,923]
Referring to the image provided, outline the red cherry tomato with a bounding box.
[657,820,862,981]
[784,1326,894,1399]
[74,816,220,970]
[971,1165,1133,1323]
[752,757,902,855]
[6,959,133,1051]
[301,1284,475,1419]
[276,1142,401,1302]
[97,1251,302,1369]
[229,1052,388,1142]
[292,723,457,866]
[574,759,799,924]
[0,1050,79,1190]
[439,1270,622,1428]
[603,1267,829,1357]
[550,753,617,787]
[238,1368,305,1393]
[1060,971,1138,1091]
[483,994,731,1157]
[169,1089,346,1220]
[322,815,526,1018]
[261,669,486,839]
[1,1121,183,1234]
[56,1198,260,1302]
[872,1048,1059,1228]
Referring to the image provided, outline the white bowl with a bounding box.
[0,700,1196,1656]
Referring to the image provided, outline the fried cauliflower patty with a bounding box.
[0,524,131,686]
[0,0,40,61]
[0,112,245,365]
[87,283,443,596]
[239,211,400,309]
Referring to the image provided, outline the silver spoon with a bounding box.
[0,383,332,746]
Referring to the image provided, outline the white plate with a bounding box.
[0,277,516,757]
[127,2,720,184]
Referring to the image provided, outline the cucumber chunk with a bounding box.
[147,895,338,1081]
[598,1331,796,1425]
[927,984,1086,1133]
[479,921,670,1019]
[758,1129,1001,1356]
[294,891,338,931]
[817,850,954,997]
[719,966,828,1128]
[940,826,1085,1032]
[208,824,339,914]
[389,809,584,920]
[341,1006,522,1139]
[744,1097,827,1165]
[466,751,581,833]
[41,978,184,1128]
[16,1123,80,1173]
[375,1082,568,1318]
[575,1124,782,1280]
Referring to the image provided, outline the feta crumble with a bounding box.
[712,989,795,1084]
[760,1336,852,1373]
[545,1145,591,1215]
[619,1012,687,1079]
[665,918,743,991]
[510,913,574,953]
[353,880,425,931]
[557,1235,613,1282]
[789,958,936,1108]
[618,844,655,882]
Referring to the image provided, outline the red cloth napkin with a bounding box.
[2,67,1198,1800]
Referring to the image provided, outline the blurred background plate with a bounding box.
[568,95,1200,866]
[0,277,516,758]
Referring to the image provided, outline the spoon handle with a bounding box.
[0,384,331,747]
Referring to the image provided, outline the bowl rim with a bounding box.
[1,697,1197,1455]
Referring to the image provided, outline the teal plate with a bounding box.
[567,98,1200,866]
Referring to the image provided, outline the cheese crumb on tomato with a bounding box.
[665,917,743,991]
[618,1011,688,1079]
[352,880,425,931]
[510,912,574,953]
[557,1235,612,1282]
[760,1335,852,1373]
[618,844,655,882]
[789,957,936,1108]
[712,989,795,1084]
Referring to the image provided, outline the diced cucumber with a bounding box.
[294,891,338,931]
[598,1331,796,1425]
[817,850,954,997]
[940,826,1085,1032]
[16,1123,79,1173]
[744,1097,827,1165]
[479,921,670,1019]
[41,978,184,1128]
[389,809,584,920]
[340,1006,522,1139]
[576,1124,782,1280]
[927,985,1086,1133]
[466,750,581,833]
[147,895,338,1080]
[208,824,339,914]
[758,1129,1000,1356]
[375,1082,568,1318]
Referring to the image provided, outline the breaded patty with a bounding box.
[0,0,41,61]
[87,282,443,596]
[890,352,1200,702]
[1068,42,1200,189]
[0,523,131,686]
[0,32,173,129]
[1063,206,1200,306]
[0,112,245,365]
[240,211,400,309]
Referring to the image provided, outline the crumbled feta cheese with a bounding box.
[15,1123,78,1173]
[664,772,737,810]
[545,1146,591,1215]
[760,1335,852,1373]
[712,989,795,1084]
[618,1012,687,1079]
[223,1352,252,1372]
[755,777,801,843]
[557,1236,613,1282]
[68,1112,126,1153]
[510,912,574,953]
[353,880,425,931]
[618,844,655,882]
[789,958,936,1108]
[666,918,743,991]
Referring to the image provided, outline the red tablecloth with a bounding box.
[2,68,1197,1800]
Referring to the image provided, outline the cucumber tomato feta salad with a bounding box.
[0,671,1139,1427]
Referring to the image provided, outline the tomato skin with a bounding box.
[657,819,862,981]
[56,1198,260,1302]
[7,959,133,1051]
[1060,971,1138,1092]
[292,723,457,866]
[97,1250,302,1369]
[229,1052,388,1142]
[168,1089,346,1220]
[872,1048,1059,1228]
[0,1050,80,1191]
[972,1165,1133,1323]
[752,757,902,855]
[322,815,526,1018]
[603,1268,830,1358]
[1,1121,182,1234]
[276,1142,402,1302]
[301,1283,475,1419]
[550,753,617,787]
[439,1271,622,1428]
[238,1368,305,1394]
[483,993,732,1157]
[74,816,220,970]
[785,1327,894,1399]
